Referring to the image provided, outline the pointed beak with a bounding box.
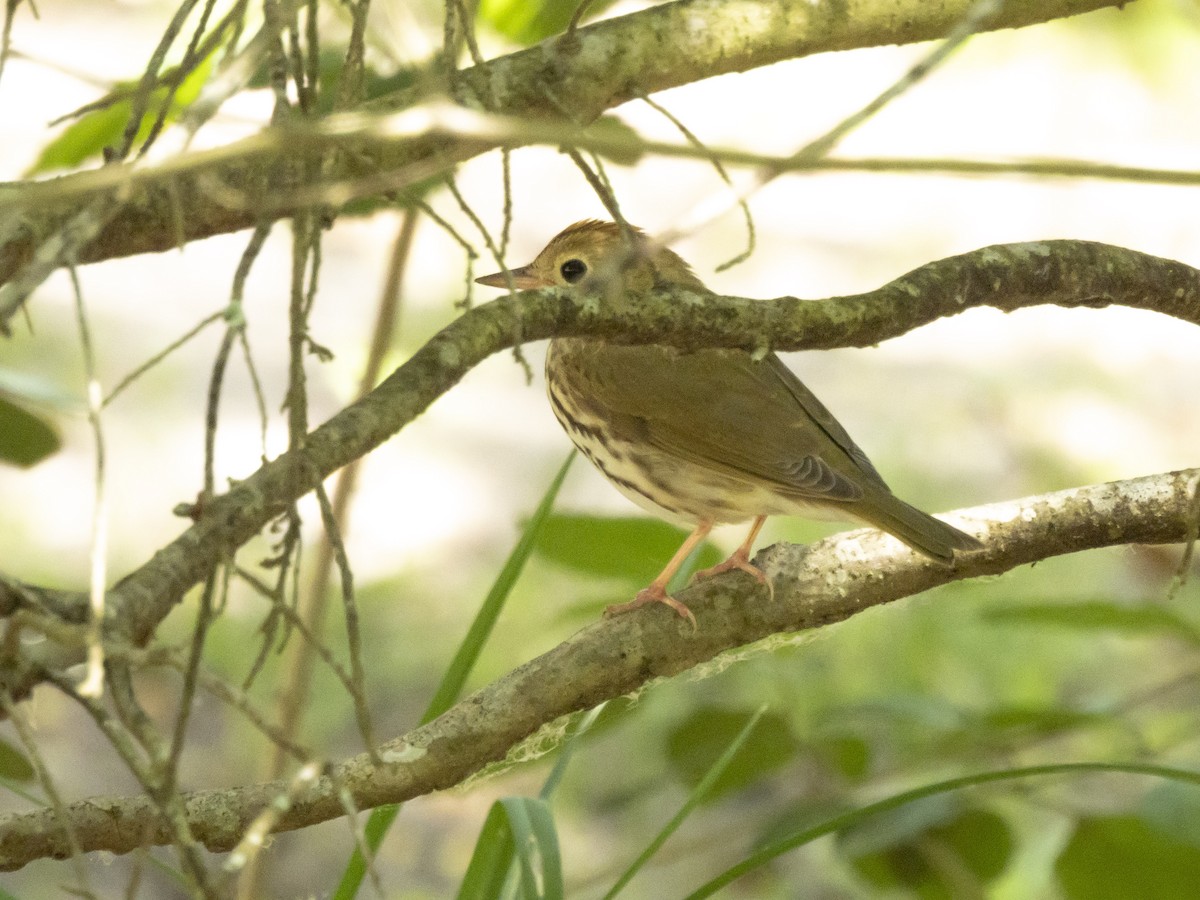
[475,264,549,290]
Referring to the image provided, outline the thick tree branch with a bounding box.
[0,0,1127,285]
[0,468,1194,869]
[1,239,1198,701]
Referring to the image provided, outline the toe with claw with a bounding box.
[605,583,697,631]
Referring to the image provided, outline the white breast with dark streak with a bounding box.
[543,354,819,527]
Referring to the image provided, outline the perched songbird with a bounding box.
[477,221,981,626]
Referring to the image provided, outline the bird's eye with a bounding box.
[560,259,588,283]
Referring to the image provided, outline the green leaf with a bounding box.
[665,707,798,801]
[30,100,131,173]
[683,762,1200,899]
[983,600,1200,646]
[847,808,1013,899]
[1141,782,1200,848]
[0,397,61,467]
[454,707,596,900]
[457,798,562,900]
[1057,815,1200,900]
[534,514,722,584]
[606,707,767,899]
[819,735,871,782]
[334,454,575,900]
[457,803,516,900]
[504,798,563,900]
[30,51,215,173]
[478,0,618,45]
[0,739,35,782]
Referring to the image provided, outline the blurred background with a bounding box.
[2,0,1200,896]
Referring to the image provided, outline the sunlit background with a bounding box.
[2,0,1200,896]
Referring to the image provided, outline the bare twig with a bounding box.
[67,264,108,699]
[0,0,1130,290]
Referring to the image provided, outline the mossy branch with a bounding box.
[0,467,1195,868]
[1,238,1196,697]
[0,0,1127,288]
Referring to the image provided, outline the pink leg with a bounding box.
[692,516,773,599]
[604,520,714,629]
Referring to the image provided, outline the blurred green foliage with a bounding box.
[0,739,34,782]
[847,806,1013,898]
[1057,815,1200,900]
[3,0,1199,896]
[478,0,618,45]
[29,53,214,174]
[0,396,59,467]
[533,513,723,584]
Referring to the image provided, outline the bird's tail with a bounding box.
[853,490,982,564]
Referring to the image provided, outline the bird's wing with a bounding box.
[567,344,889,502]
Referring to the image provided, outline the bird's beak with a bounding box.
[475,265,549,289]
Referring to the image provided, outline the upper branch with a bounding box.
[0,0,1126,285]
[0,239,1197,699]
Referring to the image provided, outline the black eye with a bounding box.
[560,259,588,283]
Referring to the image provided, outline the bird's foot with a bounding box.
[605,584,697,631]
[693,550,774,600]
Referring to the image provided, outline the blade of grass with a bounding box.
[457,705,603,899]
[333,452,576,900]
[457,797,563,900]
[604,706,767,899]
[540,705,604,801]
[457,802,517,900]
[422,450,577,722]
[503,797,562,900]
[683,761,1200,899]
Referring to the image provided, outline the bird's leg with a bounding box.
[604,519,714,629]
[692,515,773,599]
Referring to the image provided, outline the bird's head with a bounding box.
[476,220,707,295]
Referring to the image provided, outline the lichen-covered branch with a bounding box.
[0,239,1197,705]
[0,0,1127,285]
[0,467,1194,869]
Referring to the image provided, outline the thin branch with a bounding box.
[2,239,1198,695]
[67,264,108,699]
[0,468,1195,869]
[664,0,1004,252]
[0,0,1129,288]
[0,690,96,896]
[8,103,1200,250]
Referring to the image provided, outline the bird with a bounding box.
[476,220,981,627]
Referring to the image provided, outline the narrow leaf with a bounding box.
[334,453,575,900]
[457,803,517,900]
[502,797,562,900]
[605,706,767,899]
[456,798,562,900]
[684,762,1200,899]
